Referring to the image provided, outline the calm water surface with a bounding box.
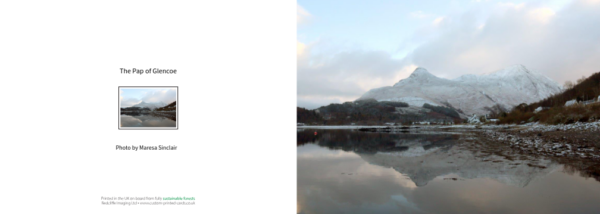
[120,113,176,127]
[297,129,600,214]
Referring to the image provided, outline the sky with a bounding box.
[120,88,177,107]
[297,0,600,109]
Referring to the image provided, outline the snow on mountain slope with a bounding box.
[358,142,558,187]
[358,65,562,115]
[132,101,166,109]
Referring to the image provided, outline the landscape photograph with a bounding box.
[297,0,600,213]
[119,86,177,130]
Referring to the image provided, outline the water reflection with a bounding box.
[297,129,600,214]
[120,113,176,127]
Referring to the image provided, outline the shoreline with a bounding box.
[297,124,515,130]
[476,121,600,159]
[300,122,600,160]
[298,122,600,181]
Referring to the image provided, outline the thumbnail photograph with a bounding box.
[119,86,177,130]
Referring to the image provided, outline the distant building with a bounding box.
[468,114,481,124]
[565,99,578,106]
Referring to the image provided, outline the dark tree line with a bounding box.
[298,99,461,125]
[525,71,600,111]
[423,103,460,118]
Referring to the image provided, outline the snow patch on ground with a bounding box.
[521,121,600,132]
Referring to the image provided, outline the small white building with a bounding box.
[468,114,481,124]
[565,99,578,107]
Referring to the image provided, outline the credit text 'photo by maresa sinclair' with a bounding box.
[119,86,178,130]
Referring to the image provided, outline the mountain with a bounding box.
[299,130,559,188]
[132,101,166,110]
[155,101,176,112]
[357,140,558,187]
[358,65,562,115]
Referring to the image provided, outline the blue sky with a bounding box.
[120,88,177,107]
[297,0,600,109]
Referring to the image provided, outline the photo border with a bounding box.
[118,86,178,130]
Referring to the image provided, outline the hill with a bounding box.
[297,99,461,125]
[499,71,600,124]
[358,65,561,116]
[155,101,176,112]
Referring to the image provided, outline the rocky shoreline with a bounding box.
[470,122,600,182]
[347,122,600,161]
[476,122,600,159]
[304,123,600,161]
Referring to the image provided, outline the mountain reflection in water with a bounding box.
[297,129,600,214]
[120,113,176,127]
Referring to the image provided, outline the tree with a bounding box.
[577,75,586,84]
[564,80,574,89]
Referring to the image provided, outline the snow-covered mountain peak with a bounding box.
[394,67,440,87]
[359,64,562,115]
[486,64,532,77]
[132,101,167,109]
[409,67,436,79]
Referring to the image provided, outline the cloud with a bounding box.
[121,98,141,107]
[298,0,600,108]
[584,0,600,4]
[297,41,306,56]
[407,0,600,83]
[141,89,177,104]
[497,2,526,10]
[120,88,177,107]
[297,4,311,25]
[297,41,414,109]
[119,89,140,107]
[432,17,445,26]
[528,7,555,23]
[409,11,431,19]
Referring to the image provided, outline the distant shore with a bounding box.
[297,124,513,130]
[300,122,600,160]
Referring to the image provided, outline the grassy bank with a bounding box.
[500,103,600,124]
